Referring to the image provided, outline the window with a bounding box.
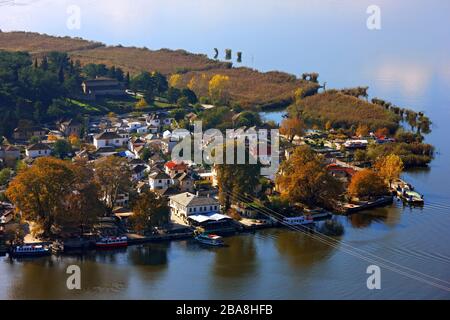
[214,206,217,210]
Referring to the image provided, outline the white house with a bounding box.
[25,143,52,158]
[128,121,144,131]
[169,192,220,221]
[136,126,148,135]
[94,131,128,149]
[149,171,172,190]
[131,164,149,181]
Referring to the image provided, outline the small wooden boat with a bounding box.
[95,236,128,249]
[195,233,225,247]
[10,244,51,258]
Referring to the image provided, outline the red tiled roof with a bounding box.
[165,161,187,170]
[327,164,356,176]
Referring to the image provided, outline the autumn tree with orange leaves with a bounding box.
[6,157,104,237]
[348,169,388,199]
[94,156,131,213]
[280,117,306,143]
[276,145,343,209]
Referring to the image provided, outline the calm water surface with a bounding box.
[1,0,450,299]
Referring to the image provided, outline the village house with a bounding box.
[0,145,20,166]
[25,143,52,158]
[165,161,188,176]
[131,164,149,181]
[116,129,131,140]
[82,77,125,99]
[149,153,165,166]
[172,172,195,193]
[149,171,172,190]
[327,163,357,184]
[93,131,128,149]
[146,113,174,129]
[13,126,47,141]
[169,192,221,224]
[128,137,146,153]
[58,118,82,137]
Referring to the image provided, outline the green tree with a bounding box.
[177,96,190,109]
[52,139,72,159]
[0,168,12,186]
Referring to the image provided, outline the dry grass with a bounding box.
[0,31,103,55]
[0,31,319,107]
[292,92,400,131]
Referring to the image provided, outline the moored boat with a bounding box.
[95,236,128,249]
[282,215,316,227]
[195,233,225,246]
[10,244,51,258]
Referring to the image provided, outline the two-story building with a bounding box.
[169,192,220,223]
[149,171,172,191]
[25,143,52,158]
[93,131,128,149]
[165,161,188,176]
[59,118,82,137]
[0,145,20,166]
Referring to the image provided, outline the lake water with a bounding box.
[1,0,450,299]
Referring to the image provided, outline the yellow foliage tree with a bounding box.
[49,134,60,142]
[68,134,80,147]
[356,124,370,137]
[135,98,148,109]
[208,74,230,105]
[375,154,404,188]
[294,88,304,104]
[280,117,306,143]
[348,169,388,199]
[169,74,182,88]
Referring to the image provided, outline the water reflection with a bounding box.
[347,206,401,229]
[127,243,169,267]
[212,235,258,278]
[274,229,336,268]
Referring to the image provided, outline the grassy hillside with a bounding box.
[0,31,319,108]
[289,91,400,132]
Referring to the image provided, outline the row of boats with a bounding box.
[9,236,129,257]
[8,233,228,257]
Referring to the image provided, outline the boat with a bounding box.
[282,215,316,227]
[403,190,424,204]
[342,196,394,214]
[396,185,424,204]
[95,236,128,249]
[304,208,332,221]
[344,139,368,149]
[194,233,225,246]
[10,244,51,258]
